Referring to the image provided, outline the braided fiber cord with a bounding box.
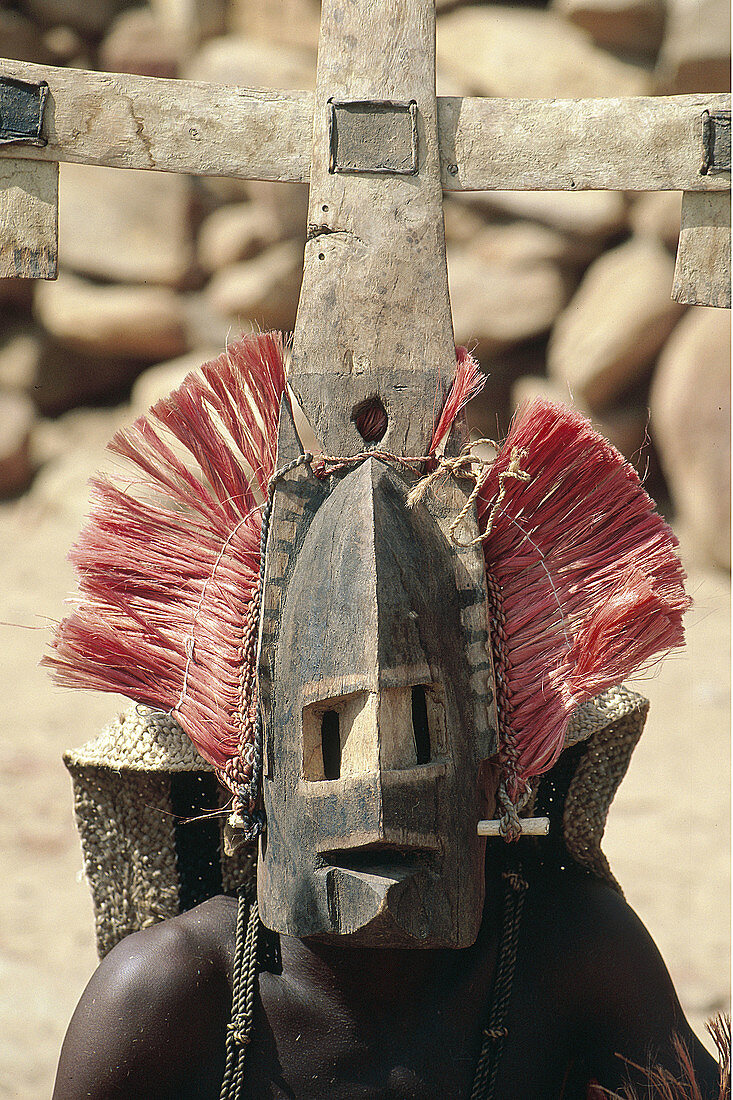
[219,893,261,1100]
[470,860,528,1100]
[484,570,531,840]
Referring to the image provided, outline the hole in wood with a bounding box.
[321,710,342,780]
[351,396,388,443]
[302,691,375,779]
[411,686,431,765]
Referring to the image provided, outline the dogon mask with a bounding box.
[257,407,499,947]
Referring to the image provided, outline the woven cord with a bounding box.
[485,570,531,841]
[219,893,261,1100]
[469,860,528,1100]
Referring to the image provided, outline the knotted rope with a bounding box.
[406,439,530,548]
[470,861,528,1100]
[485,571,532,842]
[227,453,313,843]
[219,893,261,1100]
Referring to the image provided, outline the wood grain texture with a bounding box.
[289,0,456,457]
[0,156,57,279]
[0,61,729,193]
[673,190,731,307]
[438,93,732,193]
[0,58,313,183]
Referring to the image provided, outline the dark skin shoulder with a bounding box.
[53,865,719,1100]
[52,895,238,1100]
[500,859,719,1098]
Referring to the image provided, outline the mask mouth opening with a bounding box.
[321,843,436,877]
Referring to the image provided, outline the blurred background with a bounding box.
[0,0,729,1096]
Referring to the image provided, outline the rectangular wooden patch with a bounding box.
[0,155,58,279]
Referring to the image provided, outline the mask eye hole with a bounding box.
[321,709,342,779]
[411,686,431,765]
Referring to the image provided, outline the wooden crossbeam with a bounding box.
[0,59,729,193]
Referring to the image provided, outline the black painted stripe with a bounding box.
[284,478,320,500]
[456,587,487,609]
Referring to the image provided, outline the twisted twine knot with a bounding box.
[407,440,530,548]
[501,870,528,895]
[483,1026,509,1041]
[227,1020,252,1048]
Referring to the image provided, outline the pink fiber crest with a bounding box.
[479,399,689,793]
[429,347,485,454]
[45,332,288,773]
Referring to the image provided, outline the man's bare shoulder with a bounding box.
[89,894,237,1013]
[53,896,237,1100]
[522,865,681,1010]
[513,863,718,1094]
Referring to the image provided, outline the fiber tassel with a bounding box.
[478,399,690,795]
[45,333,288,776]
[430,347,485,454]
[587,1015,730,1099]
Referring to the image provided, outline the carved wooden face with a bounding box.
[257,452,498,948]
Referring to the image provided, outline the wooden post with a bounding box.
[290,0,456,457]
[673,191,731,308]
[0,75,57,279]
[673,108,731,307]
[0,156,57,279]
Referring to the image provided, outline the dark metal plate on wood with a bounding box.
[0,77,48,146]
[701,109,731,174]
[328,99,418,175]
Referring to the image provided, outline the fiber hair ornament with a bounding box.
[47,331,689,946]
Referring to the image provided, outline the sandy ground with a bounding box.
[0,404,729,1099]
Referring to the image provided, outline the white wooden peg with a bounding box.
[478,818,550,837]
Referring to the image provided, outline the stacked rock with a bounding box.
[0,0,729,567]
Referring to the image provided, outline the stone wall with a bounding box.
[0,0,729,567]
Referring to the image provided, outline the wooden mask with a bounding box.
[257,408,499,947]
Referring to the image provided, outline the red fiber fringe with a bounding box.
[45,333,287,772]
[478,400,689,793]
[430,347,485,454]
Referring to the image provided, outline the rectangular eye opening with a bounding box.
[320,709,341,780]
[302,690,374,781]
[411,685,431,765]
